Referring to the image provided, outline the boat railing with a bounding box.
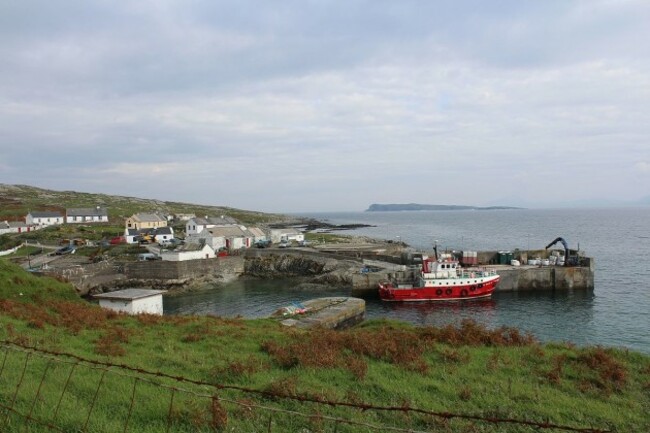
[457,268,498,278]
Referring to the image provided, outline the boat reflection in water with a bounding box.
[365,297,497,328]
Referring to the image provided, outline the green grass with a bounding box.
[0,260,648,432]
[305,232,357,244]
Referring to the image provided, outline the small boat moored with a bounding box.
[378,257,500,302]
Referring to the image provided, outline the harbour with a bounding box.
[166,208,650,354]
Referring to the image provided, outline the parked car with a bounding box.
[110,236,125,245]
[298,240,310,246]
[278,241,290,248]
[255,240,271,248]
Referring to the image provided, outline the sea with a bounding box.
[164,208,650,354]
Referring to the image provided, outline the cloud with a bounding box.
[0,1,649,211]
[635,162,650,173]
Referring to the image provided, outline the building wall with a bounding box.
[66,215,109,224]
[98,296,163,315]
[185,221,204,236]
[161,246,216,261]
[192,232,226,250]
[126,217,167,230]
[27,215,63,227]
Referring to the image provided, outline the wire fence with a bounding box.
[0,339,612,433]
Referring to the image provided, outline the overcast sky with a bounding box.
[1,1,649,212]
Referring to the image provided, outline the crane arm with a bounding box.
[545,237,568,251]
[545,237,569,266]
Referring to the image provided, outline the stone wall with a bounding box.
[124,257,244,280]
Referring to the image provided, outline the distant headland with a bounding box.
[365,203,523,212]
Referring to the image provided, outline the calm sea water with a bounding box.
[165,208,650,353]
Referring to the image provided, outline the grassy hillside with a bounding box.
[0,184,285,225]
[1,260,648,432]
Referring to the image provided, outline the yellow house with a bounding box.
[125,213,168,230]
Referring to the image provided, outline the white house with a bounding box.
[185,216,239,236]
[94,289,166,315]
[160,243,216,261]
[66,207,109,224]
[0,221,20,235]
[188,225,253,250]
[124,229,139,244]
[154,227,174,244]
[1,221,34,234]
[270,228,305,244]
[26,211,64,227]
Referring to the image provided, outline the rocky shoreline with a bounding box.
[49,248,369,297]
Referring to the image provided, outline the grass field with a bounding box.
[1,260,649,432]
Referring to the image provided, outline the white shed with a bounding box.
[160,243,216,261]
[94,289,166,315]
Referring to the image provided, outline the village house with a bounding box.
[160,243,215,261]
[124,228,139,244]
[185,215,238,236]
[26,211,64,227]
[270,228,305,244]
[189,225,254,251]
[66,207,109,224]
[154,227,174,244]
[0,221,26,235]
[123,227,174,245]
[125,213,168,230]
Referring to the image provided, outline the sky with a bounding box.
[1,0,649,212]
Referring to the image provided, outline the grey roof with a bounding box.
[126,229,139,235]
[28,211,63,218]
[8,221,28,228]
[93,289,166,300]
[156,227,174,235]
[248,227,266,237]
[132,213,166,222]
[67,207,108,217]
[191,215,238,226]
[174,243,213,252]
[205,226,249,237]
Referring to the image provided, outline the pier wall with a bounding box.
[495,264,594,291]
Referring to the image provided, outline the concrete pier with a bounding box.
[273,297,366,329]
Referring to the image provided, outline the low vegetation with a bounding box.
[0,183,286,225]
[0,260,648,432]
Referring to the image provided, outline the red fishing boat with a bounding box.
[378,256,500,302]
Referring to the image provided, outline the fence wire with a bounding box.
[0,339,612,433]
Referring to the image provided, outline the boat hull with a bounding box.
[378,275,500,302]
